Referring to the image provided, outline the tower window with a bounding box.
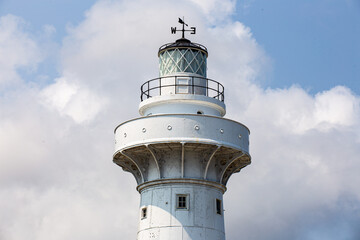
[141,207,147,219]
[216,199,222,215]
[176,194,189,210]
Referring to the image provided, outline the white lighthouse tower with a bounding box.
[113,18,251,240]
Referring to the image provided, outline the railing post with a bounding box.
[174,76,177,94]
[147,81,150,99]
[206,78,209,97]
[159,78,161,96]
[192,76,194,94]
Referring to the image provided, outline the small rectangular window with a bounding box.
[216,199,222,215]
[141,207,147,219]
[176,194,189,210]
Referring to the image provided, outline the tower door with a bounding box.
[176,77,192,94]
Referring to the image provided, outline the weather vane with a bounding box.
[171,17,196,39]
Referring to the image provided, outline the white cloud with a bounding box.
[314,86,359,131]
[42,24,56,37]
[0,0,359,240]
[237,85,359,134]
[207,21,269,83]
[189,0,236,23]
[40,77,109,123]
[225,83,360,239]
[0,14,42,89]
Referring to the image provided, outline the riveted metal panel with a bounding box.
[114,114,249,154]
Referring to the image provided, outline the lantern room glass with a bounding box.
[159,48,207,77]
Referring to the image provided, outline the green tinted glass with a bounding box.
[159,48,207,77]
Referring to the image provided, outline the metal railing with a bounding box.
[140,76,224,102]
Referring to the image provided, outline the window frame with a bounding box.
[141,206,147,219]
[216,199,222,215]
[176,194,189,210]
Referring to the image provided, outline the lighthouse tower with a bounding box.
[113,19,251,240]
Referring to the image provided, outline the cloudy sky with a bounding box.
[0,0,359,239]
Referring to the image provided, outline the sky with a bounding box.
[0,0,359,239]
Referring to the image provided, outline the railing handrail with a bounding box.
[140,76,224,102]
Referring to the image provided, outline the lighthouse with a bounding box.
[113,18,251,240]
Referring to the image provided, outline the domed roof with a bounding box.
[158,38,208,57]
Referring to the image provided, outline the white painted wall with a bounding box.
[114,39,251,240]
[139,94,226,117]
[138,183,225,240]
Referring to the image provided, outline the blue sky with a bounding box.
[234,0,360,94]
[1,0,358,93]
[0,0,359,239]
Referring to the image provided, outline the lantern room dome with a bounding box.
[158,38,208,57]
[158,38,208,77]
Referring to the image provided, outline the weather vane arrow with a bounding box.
[171,17,196,38]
